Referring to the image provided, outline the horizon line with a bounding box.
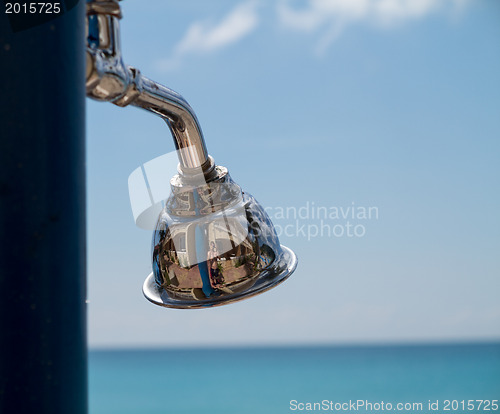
[88,338,500,352]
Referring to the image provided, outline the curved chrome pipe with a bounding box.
[85,0,214,174]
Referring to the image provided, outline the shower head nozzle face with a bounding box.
[143,166,297,309]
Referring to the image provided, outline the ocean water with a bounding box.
[89,343,500,414]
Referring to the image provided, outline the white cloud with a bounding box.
[157,1,260,71]
[156,0,468,70]
[277,0,468,55]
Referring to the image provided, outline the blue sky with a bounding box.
[86,0,500,348]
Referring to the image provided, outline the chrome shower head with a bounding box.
[86,0,297,308]
[144,165,297,308]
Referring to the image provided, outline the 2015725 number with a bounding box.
[5,3,61,14]
[443,400,499,411]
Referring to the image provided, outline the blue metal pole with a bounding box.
[0,2,87,413]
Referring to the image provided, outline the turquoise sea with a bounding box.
[89,343,500,414]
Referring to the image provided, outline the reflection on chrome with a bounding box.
[144,167,297,309]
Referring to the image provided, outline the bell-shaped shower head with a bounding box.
[86,0,297,308]
[143,165,297,308]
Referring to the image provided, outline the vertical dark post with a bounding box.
[0,2,87,414]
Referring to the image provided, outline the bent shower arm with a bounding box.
[85,0,214,175]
